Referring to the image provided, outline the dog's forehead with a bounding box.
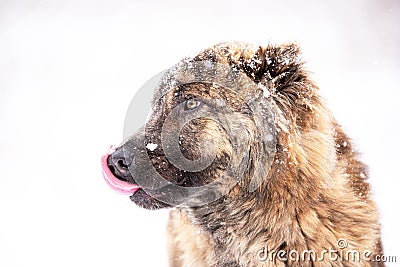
[150,40,304,103]
[194,41,261,63]
[151,82,210,106]
[150,42,266,102]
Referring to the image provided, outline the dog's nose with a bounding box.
[107,147,133,180]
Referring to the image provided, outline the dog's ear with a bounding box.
[261,44,317,120]
[260,44,306,91]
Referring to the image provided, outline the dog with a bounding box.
[101,42,383,266]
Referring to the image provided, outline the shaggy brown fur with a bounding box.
[166,43,383,266]
[107,42,383,266]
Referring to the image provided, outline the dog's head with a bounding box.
[101,42,315,210]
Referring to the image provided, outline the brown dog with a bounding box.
[102,42,383,266]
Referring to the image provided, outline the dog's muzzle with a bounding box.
[101,146,140,195]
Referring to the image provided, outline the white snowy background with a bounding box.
[0,0,399,266]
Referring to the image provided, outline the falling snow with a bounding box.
[146,143,158,151]
[258,83,270,98]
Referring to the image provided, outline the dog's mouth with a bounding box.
[101,146,171,209]
[101,147,140,196]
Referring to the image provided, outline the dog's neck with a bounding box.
[184,182,319,265]
[182,128,381,266]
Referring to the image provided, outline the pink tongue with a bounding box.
[101,146,140,195]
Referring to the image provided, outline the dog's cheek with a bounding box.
[183,119,232,163]
[179,123,202,161]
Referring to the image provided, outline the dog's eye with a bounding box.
[185,98,200,110]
